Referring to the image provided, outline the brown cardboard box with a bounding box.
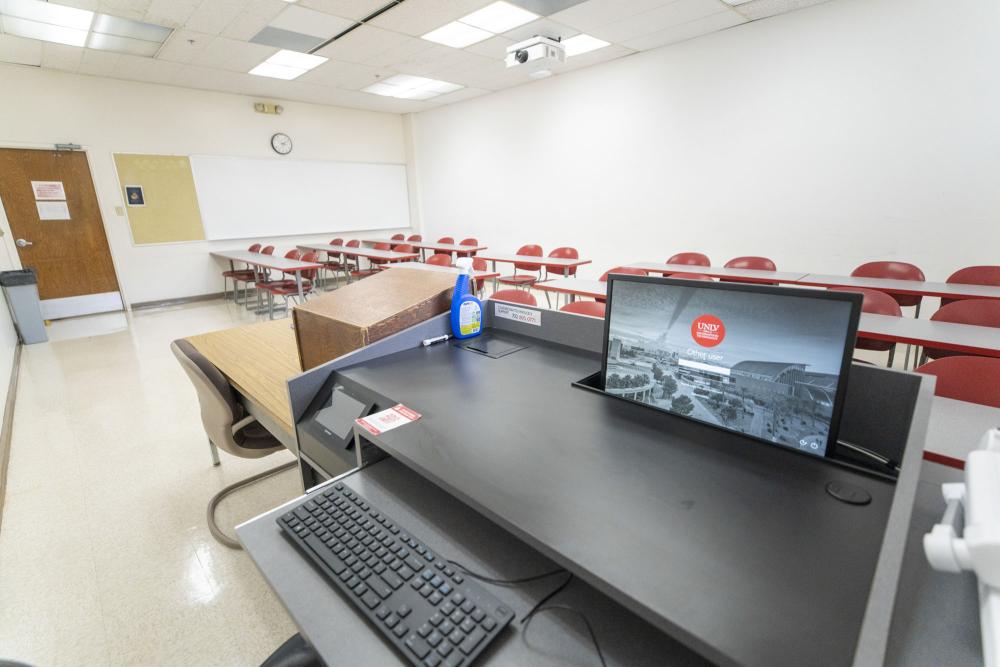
[292,268,456,370]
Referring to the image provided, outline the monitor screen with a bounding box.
[602,276,861,458]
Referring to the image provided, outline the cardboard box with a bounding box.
[292,268,456,370]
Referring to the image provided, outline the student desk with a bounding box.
[626,261,810,284]
[212,250,323,301]
[297,244,420,281]
[478,252,592,293]
[362,239,489,260]
[183,319,300,447]
[384,261,499,282]
[796,273,1000,301]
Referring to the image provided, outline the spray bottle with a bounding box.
[450,257,483,339]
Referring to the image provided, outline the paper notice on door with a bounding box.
[31,181,66,201]
[36,201,70,220]
[355,404,422,436]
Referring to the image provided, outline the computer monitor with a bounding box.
[602,276,861,458]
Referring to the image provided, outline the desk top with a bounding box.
[797,273,1000,300]
[858,313,1000,357]
[335,330,909,666]
[534,278,606,297]
[478,252,592,268]
[364,239,490,253]
[298,243,420,261]
[626,262,810,283]
[213,250,323,272]
[184,319,300,435]
[384,262,499,280]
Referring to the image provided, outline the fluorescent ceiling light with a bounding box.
[460,2,538,34]
[1,15,87,46]
[421,21,492,48]
[363,74,463,101]
[91,13,171,43]
[562,33,609,57]
[249,48,327,80]
[87,32,160,57]
[0,0,94,30]
[721,0,754,4]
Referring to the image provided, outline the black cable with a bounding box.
[836,439,901,472]
[523,604,608,667]
[521,572,574,622]
[446,559,567,586]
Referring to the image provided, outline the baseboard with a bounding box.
[0,343,22,535]
[131,292,226,311]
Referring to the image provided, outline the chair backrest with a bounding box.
[667,252,710,266]
[472,257,487,271]
[346,239,360,248]
[943,265,1000,306]
[261,245,275,255]
[545,247,579,277]
[925,299,1000,360]
[329,237,344,246]
[391,233,405,241]
[170,340,283,457]
[668,273,714,281]
[407,234,422,242]
[828,287,902,316]
[393,244,415,257]
[491,289,537,306]
[851,261,925,307]
[458,238,479,257]
[514,244,543,272]
[299,251,320,280]
[248,243,262,253]
[437,236,455,245]
[284,249,301,260]
[426,254,452,267]
[374,243,391,251]
[560,301,606,318]
[724,256,776,271]
[599,267,647,281]
[915,356,1000,408]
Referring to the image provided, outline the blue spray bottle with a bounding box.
[450,257,483,339]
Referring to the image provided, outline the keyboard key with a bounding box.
[444,567,455,576]
[427,631,443,647]
[471,608,485,623]
[451,593,465,606]
[397,604,411,618]
[405,633,431,659]
[440,603,455,616]
[481,617,496,631]
[407,556,425,571]
[443,654,464,667]
[375,606,389,620]
[425,553,435,562]
[424,655,441,667]
[429,612,444,627]
[393,623,408,639]
[460,601,474,614]
[459,628,486,656]
[422,569,435,581]
[303,535,346,575]
[351,581,367,596]
[418,622,432,638]
[398,566,415,581]
[439,621,454,636]
[384,613,399,629]
[439,584,452,596]
[428,593,443,605]
[435,562,446,570]
[453,575,464,584]
[381,572,404,590]
[365,574,392,599]
[361,592,380,609]
[459,618,475,634]
[346,576,361,589]
[450,611,464,625]
[390,559,403,571]
[430,576,443,588]
[437,642,453,658]
[448,629,464,645]
[416,545,426,555]
[410,579,423,591]
[420,585,434,598]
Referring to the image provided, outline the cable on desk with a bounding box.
[522,604,608,667]
[836,439,901,473]
[446,559,567,586]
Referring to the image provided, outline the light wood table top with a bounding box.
[212,250,322,272]
[185,319,300,436]
[298,243,420,261]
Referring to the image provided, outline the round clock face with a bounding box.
[271,133,293,155]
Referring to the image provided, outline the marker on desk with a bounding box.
[422,334,451,347]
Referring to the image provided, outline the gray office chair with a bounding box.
[171,339,297,549]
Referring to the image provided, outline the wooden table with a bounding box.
[213,250,322,300]
[297,243,420,282]
[184,319,301,445]
[625,261,810,284]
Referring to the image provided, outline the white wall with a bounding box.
[0,66,412,305]
[411,0,1000,283]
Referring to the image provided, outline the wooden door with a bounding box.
[0,148,120,314]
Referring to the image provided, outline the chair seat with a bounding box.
[350,269,381,279]
[222,270,255,279]
[856,337,894,353]
[498,274,538,285]
[261,280,313,296]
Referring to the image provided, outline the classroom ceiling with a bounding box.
[0,0,832,113]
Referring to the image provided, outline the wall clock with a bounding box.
[271,132,293,155]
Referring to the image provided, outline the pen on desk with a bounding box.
[422,334,451,347]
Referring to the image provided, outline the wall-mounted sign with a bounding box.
[37,201,71,220]
[125,185,145,207]
[31,180,66,201]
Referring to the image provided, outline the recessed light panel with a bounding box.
[0,0,94,30]
[421,21,492,48]
[460,2,538,34]
[91,13,171,43]
[249,49,328,80]
[87,32,161,56]
[1,14,87,46]
[562,33,609,56]
[363,74,463,101]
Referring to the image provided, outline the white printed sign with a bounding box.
[493,302,541,326]
[356,404,422,436]
[31,181,66,201]
[36,201,71,220]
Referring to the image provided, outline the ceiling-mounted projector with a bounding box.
[505,36,565,71]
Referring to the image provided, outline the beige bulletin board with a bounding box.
[113,153,206,244]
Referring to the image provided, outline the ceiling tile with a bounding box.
[297,0,391,21]
[114,52,182,83]
[0,34,42,67]
[463,34,514,60]
[185,0,245,36]
[314,24,412,64]
[78,48,121,76]
[268,4,356,40]
[221,0,288,40]
[41,43,84,72]
[190,36,276,72]
[621,9,745,50]
[588,0,727,43]
[431,86,491,105]
[298,59,391,89]
[502,18,579,43]
[155,29,215,63]
[51,0,100,11]
[367,0,493,38]
[143,0,201,28]
[549,0,670,33]
[555,42,633,71]
[733,0,833,21]
[362,35,436,69]
[97,0,153,22]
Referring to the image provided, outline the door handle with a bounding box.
[15,239,32,248]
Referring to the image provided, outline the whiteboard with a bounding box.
[189,155,410,240]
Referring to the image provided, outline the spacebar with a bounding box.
[304,534,346,575]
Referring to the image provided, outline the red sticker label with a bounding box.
[691,314,725,347]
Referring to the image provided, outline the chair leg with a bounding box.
[207,459,298,549]
[887,344,896,368]
[209,439,221,466]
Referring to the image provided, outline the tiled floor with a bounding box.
[0,299,302,666]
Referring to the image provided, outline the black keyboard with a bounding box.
[278,482,514,667]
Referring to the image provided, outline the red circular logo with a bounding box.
[691,314,725,347]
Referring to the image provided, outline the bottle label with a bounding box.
[459,301,481,335]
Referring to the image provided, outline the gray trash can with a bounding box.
[1,269,48,344]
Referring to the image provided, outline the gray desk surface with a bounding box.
[797,273,1000,300]
[858,313,1000,357]
[478,252,592,268]
[211,250,323,271]
[626,262,810,283]
[334,331,908,666]
[296,243,420,262]
[237,458,711,666]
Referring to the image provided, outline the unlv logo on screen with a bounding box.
[691,314,725,347]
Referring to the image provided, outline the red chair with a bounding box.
[320,238,347,288]
[667,252,710,267]
[222,243,261,302]
[261,245,274,255]
[597,267,647,303]
[915,357,1000,408]
[668,273,714,280]
[435,236,457,260]
[943,266,1000,306]
[851,261,926,312]
[560,301,606,318]
[922,299,1000,362]
[389,244,417,263]
[351,241,387,280]
[830,287,903,366]
[407,234,422,242]
[724,256,776,271]
[259,251,320,319]
[390,233,405,241]
[425,254,452,267]
[490,289,537,306]
[497,244,543,290]
[540,247,579,307]
[472,257,488,295]
[457,238,479,258]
